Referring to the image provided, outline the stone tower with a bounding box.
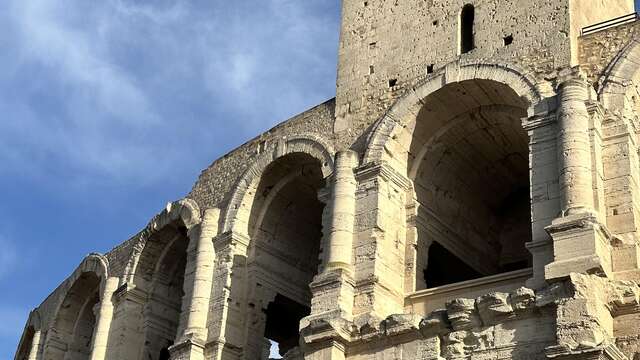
[14,1,640,360]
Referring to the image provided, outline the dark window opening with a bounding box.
[424,242,482,288]
[460,4,475,54]
[427,64,435,74]
[369,65,375,74]
[503,35,513,46]
[432,20,439,26]
[364,1,368,6]
[388,78,397,87]
[159,341,173,360]
[264,294,310,357]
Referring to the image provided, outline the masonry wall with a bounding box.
[334,0,574,150]
[569,0,634,65]
[15,2,640,360]
[188,99,335,210]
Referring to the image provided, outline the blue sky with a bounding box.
[3,1,640,358]
[0,0,340,357]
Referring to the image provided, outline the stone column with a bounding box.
[301,151,358,360]
[171,208,219,360]
[556,77,595,216]
[27,329,42,360]
[545,77,613,280]
[325,150,358,272]
[89,276,119,360]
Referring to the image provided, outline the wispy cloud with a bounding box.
[0,0,339,188]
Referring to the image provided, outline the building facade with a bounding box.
[14,0,640,359]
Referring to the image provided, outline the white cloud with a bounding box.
[12,0,156,126]
[0,0,339,186]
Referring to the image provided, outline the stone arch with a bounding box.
[119,198,201,360]
[222,134,335,236]
[43,254,109,360]
[364,60,547,170]
[124,198,201,286]
[363,60,550,291]
[218,135,334,359]
[14,310,42,360]
[598,38,640,116]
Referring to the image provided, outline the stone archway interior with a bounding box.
[46,272,101,360]
[138,225,189,360]
[409,79,532,289]
[15,326,35,360]
[245,153,325,359]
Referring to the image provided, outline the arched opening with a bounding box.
[460,4,475,54]
[45,272,101,360]
[15,326,35,360]
[244,152,326,359]
[407,79,532,290]
[137,225,189,360]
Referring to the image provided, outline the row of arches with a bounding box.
[18,50,640,359]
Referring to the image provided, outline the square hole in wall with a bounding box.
[427,64,434,74]
[388,79,397,87]
[503,35,514,46]
[432,20,438,26]
[369,65,375,74]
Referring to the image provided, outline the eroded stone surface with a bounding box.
[14,1,640,360]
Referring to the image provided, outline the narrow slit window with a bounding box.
[460,4,475,54]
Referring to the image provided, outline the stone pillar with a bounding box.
[27,330,42,360]
[556,77,595,216]
[205,231,250,360]
[351,161,411,321]
[325,150,358,272]
[545,77,613,280]
[523,114,560,289]
[107,285,146,360]
[301,151,358,360]
[171,208,219,360]
[89,276,119,360]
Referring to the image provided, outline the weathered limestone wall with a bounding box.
[335,0,572,150]
[189,99,335,210]
[579,21,640,86]
[569,0,634,65]
[15,2,640,360]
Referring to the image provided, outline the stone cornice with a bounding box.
[355,161,412,190]
[522,113,557,131]
[213,231,250,251]
[546,343,628,360]
[113,283,147,305]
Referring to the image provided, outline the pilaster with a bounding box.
[352,161,412,323]
[524,113,559,289]
[27,330,42,360]
[301,151,358,360]
[107,283,147,360]
[205,231,250,360]
[173,208,220,360]
[89,276,119,360]
[545,75,613,280]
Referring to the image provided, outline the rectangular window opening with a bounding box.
[503,35,514,46]
[388,78,397,88]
